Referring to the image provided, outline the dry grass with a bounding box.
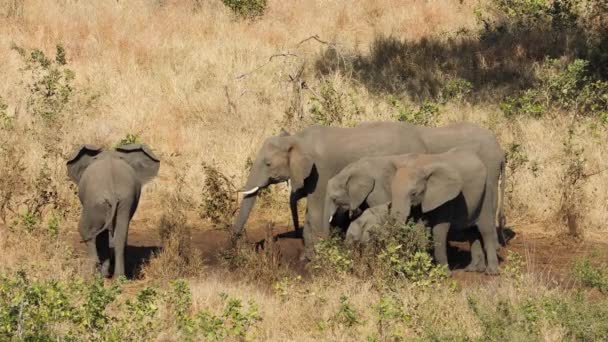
[0,0,607,340]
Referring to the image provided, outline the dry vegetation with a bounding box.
[0,0,607,340]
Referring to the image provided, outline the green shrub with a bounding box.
[330,294,361,329]
[222,0,266,19]
[0,96,13,130]
[115,133,141,147]
[571,256,608,293]
[440,78,473,103]
[363,219,448,286]
[309,235,353,276]
[391,97,440,126]
[12,44,76,122]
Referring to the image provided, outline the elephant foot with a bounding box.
[299,248,315,262]
[100,260,112,278]
[484,265,501,276]
[464,262,486,273]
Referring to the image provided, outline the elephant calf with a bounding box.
[66,144,160,278]
[326,147,499,274]
[345,203,486,273]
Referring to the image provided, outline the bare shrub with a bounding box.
[219,223,293,285]
[199,163,237,230]
[144,169,204,280]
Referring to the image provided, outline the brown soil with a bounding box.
[68,216,608,288]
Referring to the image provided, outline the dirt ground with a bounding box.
[67,211,608,289]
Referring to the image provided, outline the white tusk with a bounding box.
[241,187,259,195]
[287,179,290,189]
[329,215,333,223]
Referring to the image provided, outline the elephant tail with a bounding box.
[103,199,119,248]
[497,157,507,245]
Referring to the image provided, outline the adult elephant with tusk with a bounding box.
[233,121,506,261]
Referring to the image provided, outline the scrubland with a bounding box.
[0,0,607,340]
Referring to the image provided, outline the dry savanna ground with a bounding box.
[0,0,607,340]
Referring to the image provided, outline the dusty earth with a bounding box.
[67,210,608,288]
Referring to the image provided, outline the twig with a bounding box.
[224,86,237,116]
[296,34,334,47]
[583,166,608,179]
[235,53,300,80]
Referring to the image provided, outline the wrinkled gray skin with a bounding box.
[326,148,499,274]
[234,121,505,262]
[344,203,486,274]
[66,144,160,278]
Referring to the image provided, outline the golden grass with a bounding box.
[0,0,607,339]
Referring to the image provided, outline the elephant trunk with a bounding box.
[232,194,258,237]
[232,164,269,238]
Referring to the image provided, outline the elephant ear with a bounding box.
[421,162,463,213]
[115,144,160,184]
[346,173,374,210]
[66,144,103,183]
[288,142,313,191]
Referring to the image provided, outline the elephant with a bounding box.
[325,147,500,274]
[66,144,160,278]
[344,203,486,273]
[233,121,505,262]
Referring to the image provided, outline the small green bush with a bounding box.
[390,97,440,126]
[222,0,266,19]
[0,96,13,130]
[12,44,76,122]
[363,219,448,286]
[114,133,141,147]
[571,256,608,293]
[330,294,361,329]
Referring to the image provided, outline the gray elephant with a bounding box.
[66,144,160,278]
[344,203,486,273]
[234,121,505,262]
[326,147,499,274]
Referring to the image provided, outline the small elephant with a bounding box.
[326,147,498,274]
[344,203,486,273]
[66,144,160,278]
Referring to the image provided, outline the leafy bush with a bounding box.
[0,96,13,130]
[308,234,354,276]
[115,133,141,147]
[440,78,473,103]
[222,0,266,19]
[330,294,361,329]
[572,256,608,293]
[12,44,75,122]
[390,97,440,126]
[362,218,448,286]
[0,270,261,341]
[500,58,608,119]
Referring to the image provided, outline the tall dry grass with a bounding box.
[0,0,607,340]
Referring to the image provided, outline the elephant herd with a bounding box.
[66,121,507,278]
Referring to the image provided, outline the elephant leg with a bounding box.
[432,223,450,274]
[96,230,112,278]
[478,213,500,275]
[112,213,130,278]
[85,240,101,274]
[300,194,325,261]
[465,239,487,273]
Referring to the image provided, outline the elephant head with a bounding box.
[233,130,314,236]
[390,159,463,221]
[67,144,160,185]
[324,163,375,232]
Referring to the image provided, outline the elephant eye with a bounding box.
[264,160,272,167]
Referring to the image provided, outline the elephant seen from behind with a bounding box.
[66,144,160,278]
